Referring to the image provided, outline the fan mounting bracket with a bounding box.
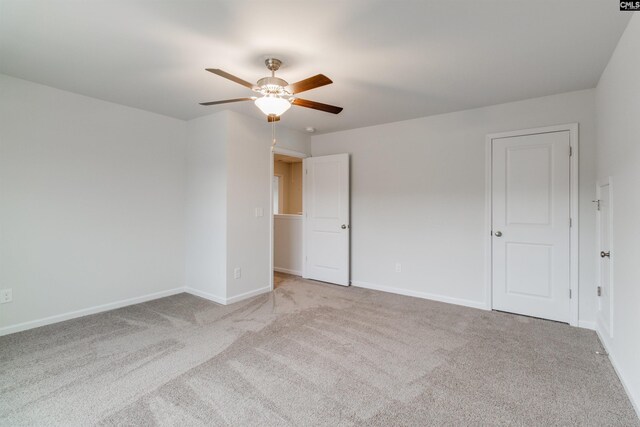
[265,58,282,72]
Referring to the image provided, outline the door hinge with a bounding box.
[569,146,573,157]
[305,169,308,175]
[569,218,572,227]
[569,289,572,299]
[592,199,601,211]
[597,286,602,297]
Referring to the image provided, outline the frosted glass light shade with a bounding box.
[255,95,291,116]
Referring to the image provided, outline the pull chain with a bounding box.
[271,120,277,151]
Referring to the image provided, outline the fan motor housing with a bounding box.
[257,76,290,95]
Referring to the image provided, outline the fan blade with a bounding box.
[205,69,256,90]
[267,115,280,122]
[292,98,343,114]
[286,74,332,94]
[199,98,254,106]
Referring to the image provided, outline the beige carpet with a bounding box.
[1,273,637,426]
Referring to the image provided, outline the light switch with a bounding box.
[255,207,263,217]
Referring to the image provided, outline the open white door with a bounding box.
[492,130,571,323]
[303,154,350,286]
[596,178,613,337]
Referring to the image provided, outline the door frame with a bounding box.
[484,123,579,326]
[269,147,309,291]
[595,176,614,338]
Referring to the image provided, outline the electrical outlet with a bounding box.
[0,288,12,304]
[395,263,402,273]
[234,268,241,279]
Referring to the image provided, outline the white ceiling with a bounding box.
[0,1,630,134]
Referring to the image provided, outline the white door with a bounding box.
[303,154,350,286]
[492,131,571,322]
[596,178,613,337]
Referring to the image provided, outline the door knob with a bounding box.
[341,224,347,229]
[600,251,610,258]
[494,231,502,237]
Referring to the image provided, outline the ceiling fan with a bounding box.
[200,58,343,122]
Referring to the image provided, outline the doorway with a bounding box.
[485,124,579,325]
[270,148,308,290]
[269,150,351,290]
[273,152,305,281]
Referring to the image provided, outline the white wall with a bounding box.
[312,89,597,322]
[274,160,292,214]
[594,15,640,415]
[184,110,310,303]
[274,215,303,275]
[185,112,228,301]
[0,77,309,332]
[0,74,186,333]
[289,162,303,214]
[226,111,310,301]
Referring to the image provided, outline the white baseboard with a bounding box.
[226,286,271,304]
[595,325,640,418]
[183,287,226,305]
[274,267,302,276]
[1,284,275,337]
[185,286,271,305]
[351,280,488,310]
[578,320,596,330]
[0,287,186,337]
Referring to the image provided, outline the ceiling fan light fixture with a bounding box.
[255,95,291,117]
[201,59,342,121]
